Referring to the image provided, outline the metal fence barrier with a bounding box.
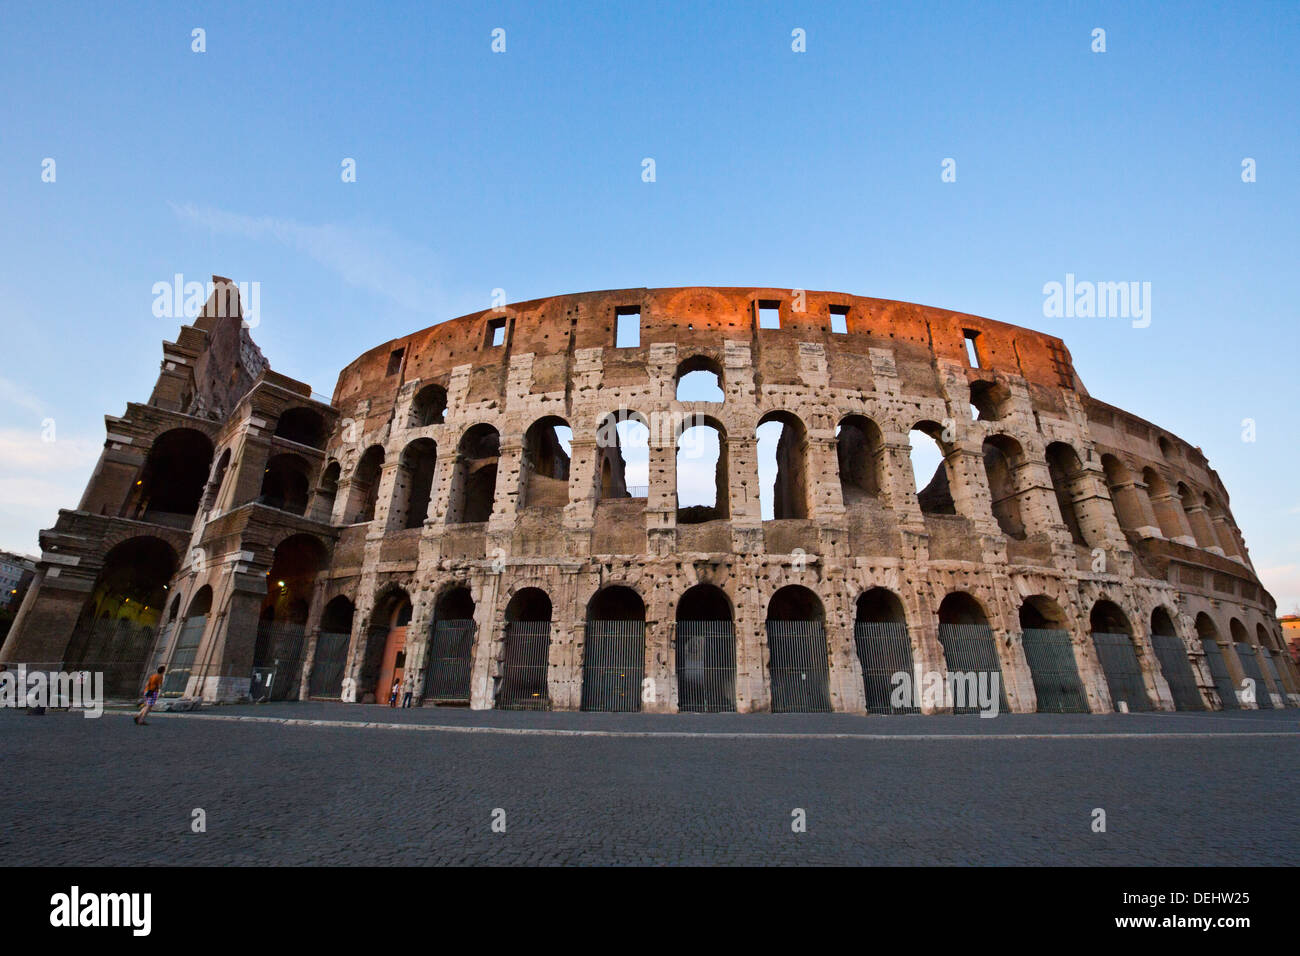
[853,621,918,714]
[937,623,1009,714]
[1149,633,1206,711]
[1200,639,1239,708]
[496,621,552,710]
[1233,643,1273,709]
[1260,649,1291,706]
[675,620,737,713]
[423,619,476,702]
[162,615,206,696]
[1091,632,1154,712]
[251,621,307,702]
[1020,628,1090,713]
[581,620,646,712]
[766,620,832,713]
[308,630,351,699]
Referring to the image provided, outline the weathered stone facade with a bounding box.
[3,282,1296,714]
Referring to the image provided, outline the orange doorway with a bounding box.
[376,625,407,705]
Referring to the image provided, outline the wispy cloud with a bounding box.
[0,428,100,554]
[1259,564,1300,616]
[169,202,447,316]
[0,376,46,416]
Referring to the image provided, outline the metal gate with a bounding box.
[1091,632,1153,712]
[1200,638,1239,709]
[581,620,645,712]
[1020,628,1089,713]
[766,621,832,713]
[423,619,476,702]
[496,621,552,710]
[251,622,307,701]
[308,630,351,698]
[162,615,206,696]
[1234,644,1273,709]
[1150,632,1205,711]
[675,620,737,713]
[1260,649,1291,706]
[937,623,1009,715]
[68,618,157,698]
[853,622,918,714]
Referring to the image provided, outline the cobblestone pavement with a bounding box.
[2,705,1297,865]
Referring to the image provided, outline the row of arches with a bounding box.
[1101,454,1243,557]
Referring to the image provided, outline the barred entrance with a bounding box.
[1199,638,1239,708]
[251,621,307,701]
[497,621,552,710]
[1091,633,1153,711]
[676,621,737,712]
[1149,632,1205,711]
[1021,628,1089,713]
[67,618,156,698]
[1260,649,1290,706]
[1233,643,1273,709]
[423,619,475,702]
[937,623,1009,714]
[854,622,917,714]
[766,586,831,713]
[309,630,351,699]
[163,587,211,696]
[581,620,646,712]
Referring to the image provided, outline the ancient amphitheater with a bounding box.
[4,281,1296,715]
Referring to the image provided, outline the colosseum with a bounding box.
[4,280,1296,715]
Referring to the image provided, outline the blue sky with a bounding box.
[1,1,1297,608]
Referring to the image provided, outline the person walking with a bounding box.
[135,666,165,725]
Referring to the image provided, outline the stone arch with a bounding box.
[1018,595,1089,712]
[391,438,437,530]
[765,585,831,713]
[202,447,232,512]
[520,416,572,509]
[582,585,647,712]
[448,424,500,523]
[675,583,736,713]
[677,414,728,523]
[496,587,553,710]
[909,421,955,516]
[124,427,214,520]
[161,582,213,696]
[1147,604,1204,710]
[836,414,885,502]
[360,586,413,703]
[346,445,385,523]
[424,584,477,703]
[936,592,1008,714]
[675,355,725,402]
[274,406,328,448]
[968,379,1011,421]
[1045,441,1093,547]
[982,434,1028,539]
[314,459,341,521]
[1230,616,1273,709]
[260,453,312,515]
[595,409,650,499]
[410,383,448,427]
[1177,482,1217,549]
[1089,599,1152,711]
[1100,454,1147,533]
[756,410,809,520]
[1142,467,1185,540]
[854,587,916,714]
[309,594,355,699]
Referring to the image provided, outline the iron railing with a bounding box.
[1260,648,1292,703]
[853,621,918,714]
[937,623,1008,714]
[496,621,552,710]
[1091,632,1154,712]
[162,615,206,696]
[581,620,646,712]
[766,620,832,713]
[1020,628,1090,713]
[1200,639,1239,708]
[251,621,307,701]
[675,620,737,713]
[423,619,476,702]
[1233,643,1273,709]
[1149,632,1206,711]
[308,630,351,699]
[65,618,158,698]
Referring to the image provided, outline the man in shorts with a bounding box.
[136,666,165,725]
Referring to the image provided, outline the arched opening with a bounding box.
[65,536,177,697]
[162,584,212,697]
[448,425,500,523]
[1142,467,1184,540]
[497,588,553,710]
[1204,495,1244,558]
[756,411,808,520]
[1089,600,1151,711]
[595,410,649,499]
[520,417,572,509]
[910,423,955,515]
[677,416,728,523]
[675,356,725,403]
[125,428,214,523]
[1176,483,1215,549]
[274,407,327,449]
[854,587,916,714]
[391,438,437,530]
[765,585,831,713]
[410,383,448,427]
[1101,454,1145,533]
[309,595,354,699]
[982,435,1027,539]
[313,460,341,522]
[361,588,412,704]
[968,379,1010,421]
[1196,613,1238,709]
[582,586,647,712]
[202,448,232,513]
[260,453,312,515]
[1018,596,1088,712]
[675,584,736,713]
[1046,442,1091,547]
[1230,617,1273,709]
[252,534,327,701]
[937,592,1008,714]
[1148,606,1203,710]
[836,414,884,503]
[1257,622,1294,696]
[346,446,385,523]
[424,586,477,703]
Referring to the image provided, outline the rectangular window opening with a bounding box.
[486,317,507,348]
[830,305,849,334]
[963,330,982,368]
[386,348,405,376]
[757,300,781,330]
[615,307,641,348]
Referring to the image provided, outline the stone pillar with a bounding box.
[646,437,676,556]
